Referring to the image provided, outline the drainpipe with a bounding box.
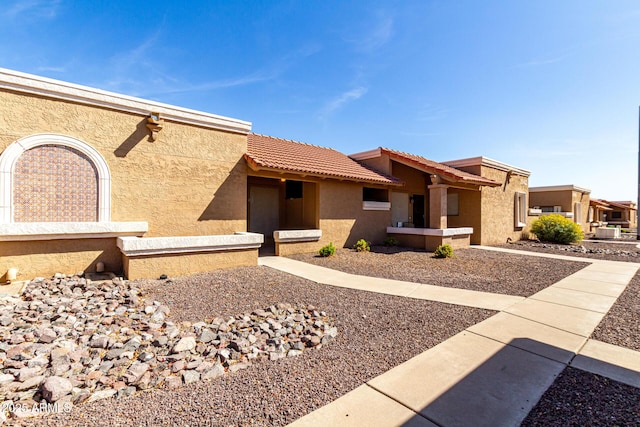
[638,105,640,240]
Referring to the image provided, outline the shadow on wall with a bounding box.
[198,159,247,221]
[390,337,638,427]
[114,118,149,158]
[0,238,123,278]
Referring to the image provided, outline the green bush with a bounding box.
[434,244,454,258]
[318,242,337,257]
[531,214,584,244]
[353,239,371,252]
[383,236,399,247]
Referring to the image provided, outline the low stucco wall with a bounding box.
[276,241,322,256]
[122,249,258,280]
[0,238,122,281]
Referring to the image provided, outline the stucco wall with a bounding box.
[447,188,481,242]
[529,191,572,212]
[0,90,248,237]
[0,238,121,280]
[123,249,257,280]
[571,191,590,230]
[0,89,249,278]
[318,181,391,249]
[479,166,529,245]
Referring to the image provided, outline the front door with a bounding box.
[412,194,425,228]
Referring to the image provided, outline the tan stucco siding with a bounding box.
[479,166,529,245]
[123,249,257,280]
[318,181,391,249]
[529,191,572,212]
[447,189,482,243]
[0,239,121,280]
[0,90,248,237]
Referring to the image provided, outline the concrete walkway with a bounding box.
[263,248,640,427]
[259,257,523,311]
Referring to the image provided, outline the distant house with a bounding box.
[244,134,402,255]
[352,150,532,247]
[605,201,637,229]
[0,66,539,281]
[528,185,591,231]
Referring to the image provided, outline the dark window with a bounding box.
[285,180,303,199]
[611,211,622,219]
[363,187,388,202]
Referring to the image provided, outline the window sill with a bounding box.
[0,222,148,241]
[363,201,391,211]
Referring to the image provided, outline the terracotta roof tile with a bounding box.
[246,134,403,185]
[380,148,500,186]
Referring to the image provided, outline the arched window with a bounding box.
[0,134,111,223]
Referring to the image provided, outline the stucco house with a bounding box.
[351,150,532,247]
[589,199,637,230]
[1,67,536,281]
[244,134,402,255]
[528,185,591,231]
[0,67,261,281]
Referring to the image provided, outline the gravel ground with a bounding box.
[497,239,640,263]
[287,246,587,297]
[591,270,640,352]
[522,367,640,426]
[19,266,494,427]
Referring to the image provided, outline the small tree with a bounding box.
[531,214,584,244]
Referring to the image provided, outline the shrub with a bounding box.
[531,214,584,244]
[318,242,337,257]
[434,244,454,258]
[353,239,371,252]
[383,236,399,247]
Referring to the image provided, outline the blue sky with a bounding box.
[2,1,639,201]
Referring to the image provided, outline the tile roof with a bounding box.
[603,200,637,210]
[245,134,403,185]
[379,148,500,186]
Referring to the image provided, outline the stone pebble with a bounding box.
[0,273,337,421]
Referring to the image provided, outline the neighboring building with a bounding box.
[442,156,532,245]
[0,67,261,280]
[0,67,541,280]
[606,201,637,229]
[528,185,591,231]
[588,198,613,232]
[245,134,402,255]
[351,150,532,247]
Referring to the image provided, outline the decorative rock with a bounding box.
[198,329,216,343]
[41,376,73,402]
[172,336,196,354]
[0,272,337,421]
[17,367,42,382]
[201,363,225,380]
[86,389,117,403]
[182,370,200,384]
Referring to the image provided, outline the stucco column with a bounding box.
[428,182,448,229]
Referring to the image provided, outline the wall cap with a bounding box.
[529,184,591,194]
[0,67,252,134]
[443,156,531,177]
[118,232,263,256]
[386,227,473,237]
[273,229,322,243]
[0,221,148,241]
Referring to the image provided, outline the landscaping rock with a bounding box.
[41,376,73,402]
